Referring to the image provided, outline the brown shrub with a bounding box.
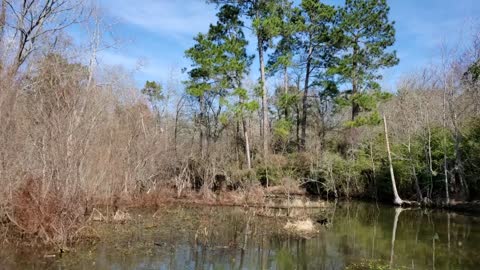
[7,176,86,246]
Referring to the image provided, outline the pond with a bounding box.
[1,201,480,269]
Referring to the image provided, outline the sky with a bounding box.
[90,0,480,91]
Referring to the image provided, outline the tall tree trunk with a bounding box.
[384,114,403,205]
[351,44,360,120]
[199,94,207,159]
[174,97,184,155]
[295,77,301,150]
[283,65,289,119]
[296,105,300,150]
[235,120,241,168]
[243,118,251,170]
[453,113,469,199]
[316,97,328,149]
[408,134,423,201]
[258,36,268,157]
[425,107,434,200]
[300,44,313,151]
[442,83,450,204]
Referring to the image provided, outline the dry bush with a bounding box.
[0,52,182,245]
[7,176,86,246]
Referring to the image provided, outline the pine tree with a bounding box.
[334,0,399,120]
[208,0,285,157]
[297,0,338,150]
[185,4,255,167]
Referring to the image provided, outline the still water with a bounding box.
[2,202,480,269]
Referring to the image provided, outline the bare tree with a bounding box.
[0,0,6,69]
[5,0,85,73]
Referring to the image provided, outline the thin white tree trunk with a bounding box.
[243,118,251,170]
[408,134,423,201]
[427,111,434,200]
[384,114,403,205]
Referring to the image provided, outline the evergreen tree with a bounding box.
[334,0,399,120]
[266,1,300,151]
[185,31,222,158]
[208,0,285,157]
[185,4,255,166]
[297,0,338,150]
[141,81,164,110]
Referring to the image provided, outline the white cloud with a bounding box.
[100,50,139,67]
[99,50,184,83]
[101,0,217,39]
[95,0,219,80]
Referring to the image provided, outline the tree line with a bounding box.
[0,0,479,245]
[186,0,397,156]
[179,0,480,204]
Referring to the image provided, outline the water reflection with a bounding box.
[2,202,480,270]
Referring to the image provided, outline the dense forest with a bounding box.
[0,0,479,246]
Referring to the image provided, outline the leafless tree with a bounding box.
[4,0,85,74]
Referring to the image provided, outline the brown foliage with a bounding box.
[8,176,86,246]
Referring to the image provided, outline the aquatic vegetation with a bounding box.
[346,260,395,270]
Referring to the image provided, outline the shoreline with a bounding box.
[2,187,480,250]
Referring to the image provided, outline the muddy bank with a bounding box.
[353,194,480,215]
[93,186,328,211]
[444,201,480,214]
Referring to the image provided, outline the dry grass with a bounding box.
[284,218,316,234]
[5,176,86,247]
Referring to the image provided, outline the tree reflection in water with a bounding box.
[1,202,479,270]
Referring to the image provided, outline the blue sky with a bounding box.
[91,0,480,91]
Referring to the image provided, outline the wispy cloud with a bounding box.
[99,50,184,83]
[100,51,140,69]
[92,0,480,90]
[101,0,216,39]
[94,0,218,84]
